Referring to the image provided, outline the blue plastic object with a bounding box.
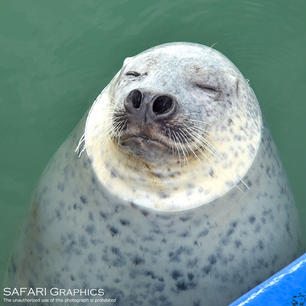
[231,253,306,306]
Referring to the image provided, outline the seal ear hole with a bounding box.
[195,83,218,94]
[126,71,141,77]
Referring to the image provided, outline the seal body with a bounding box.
[5,43,304,306]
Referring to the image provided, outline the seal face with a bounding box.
[6,42,303,306]
[85,42,262,211]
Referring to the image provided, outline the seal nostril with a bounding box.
[128,89,142,109]
[152,95,173,116]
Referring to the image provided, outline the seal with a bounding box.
[5,42,304,306]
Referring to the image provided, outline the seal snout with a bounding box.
[124,89,177,123]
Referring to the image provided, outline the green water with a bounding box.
[0,0,305,281]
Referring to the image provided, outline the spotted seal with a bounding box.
[5,42,304,306]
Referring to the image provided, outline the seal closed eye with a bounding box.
[194,83,218,93]
[125,71,141,77]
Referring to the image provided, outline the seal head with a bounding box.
[85,42,262,211]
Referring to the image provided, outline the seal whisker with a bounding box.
[166,128,175,157]
[178,129,200,160]
[111,121,125,138]
[182,124,215,154]
[184,125,219,158]
[184,124,211,142]
[171,131,183,166]
[209,42,217,49]
[175,131,189,166]
[75,133,86,158]
[237,178,250,191]
[182,127,211,162]
[100,106,124,143]
[176,132,190,166]
[116,120,128,145]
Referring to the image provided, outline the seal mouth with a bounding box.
[118,133,211,159]
[120,135,169,150]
